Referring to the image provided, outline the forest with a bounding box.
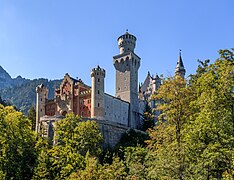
[0,49,233,180]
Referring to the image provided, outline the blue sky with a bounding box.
[0,0,233,94]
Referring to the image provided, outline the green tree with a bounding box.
[33,113,103,179]
[185,49,234,179]
[0,95,12,107]
[148,76,192,179]
[124,146,148,179]
[28,106,36,131]
[0,105,37,179]
[55,113,103,156]
[69,155,127,180]
[142,102,154,131]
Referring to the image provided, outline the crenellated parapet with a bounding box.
[91,65,106,77]
[118,31,137,54]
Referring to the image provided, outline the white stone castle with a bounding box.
[35,31,185,147]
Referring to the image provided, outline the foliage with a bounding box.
[69,155,127,180]
[184,49,234,179]
[116,128,149,149]
[33,113,103,179]
[124,146,149,179]
[148,76,192,179]
[28,106,36,131]
[146,49,234,179]
[142,102,155,131]
[56,113,103,156]
[0,49,233,179]
[0,105,37,179]
[114,128,149,161]
[0,96,10,107]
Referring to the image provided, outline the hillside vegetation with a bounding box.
[0,66,61,114]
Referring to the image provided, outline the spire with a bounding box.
[175,50,186,78]
[139,83,142,93]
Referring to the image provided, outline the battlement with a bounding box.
[118,31,137,54]
[91,65,106,77]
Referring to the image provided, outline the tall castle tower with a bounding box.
[175,50,186,78]
[36,84,48,133]
[113,31,140,128]
[91,65,106,120]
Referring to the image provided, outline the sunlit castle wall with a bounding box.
[104,93,129,126]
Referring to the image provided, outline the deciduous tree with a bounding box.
[0,105,36,179]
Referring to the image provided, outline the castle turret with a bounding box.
[113,31,140,128]
[36,84,48,133]
[175,50,186,78]
[91,65,105,120]
[118,31,137,54]
[153,75,161,91]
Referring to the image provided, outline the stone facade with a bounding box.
[104,93,129,126]
[35,31,186,147]
[114,32,141,129]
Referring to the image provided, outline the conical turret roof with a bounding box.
[175,50,186,77]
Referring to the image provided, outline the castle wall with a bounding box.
[40,116,129,148]
[98,120,128,148]
[104,93,129,126]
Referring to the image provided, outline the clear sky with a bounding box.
[0,0,233,94]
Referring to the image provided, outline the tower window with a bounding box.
[98,90,100,94]
[41,98,42,101]
[98,103,100,107]
[98,78,100,82]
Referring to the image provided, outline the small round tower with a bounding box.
[90,65,106,120]
[36,84,48,133]
[118,31,137,54]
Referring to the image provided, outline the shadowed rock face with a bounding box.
[0,65,13,89]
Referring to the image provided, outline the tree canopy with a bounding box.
[0,49,233,179]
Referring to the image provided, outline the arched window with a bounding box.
[62,111,67,116]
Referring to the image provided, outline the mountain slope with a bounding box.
[0,66,13,88]
[0,65,61,114]
[0,78,61,114]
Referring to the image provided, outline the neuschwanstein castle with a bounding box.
[35,31,185,147]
